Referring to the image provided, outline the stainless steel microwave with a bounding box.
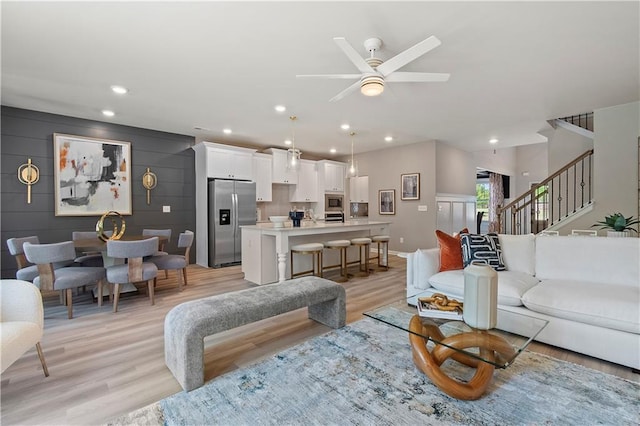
[325,194,344,211]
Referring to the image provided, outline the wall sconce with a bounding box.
[142,167,157,205]
[17,158,40,204]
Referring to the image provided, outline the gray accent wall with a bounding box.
[1,107,196,279]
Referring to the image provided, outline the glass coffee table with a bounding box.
[364,292,548,400]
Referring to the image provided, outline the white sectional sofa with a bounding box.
[406,234,640,369]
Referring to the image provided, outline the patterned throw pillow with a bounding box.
[460,233,506,271]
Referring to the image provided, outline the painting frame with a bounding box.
[401,173,420,200]
[53,133,132,216]
[378,189,395,215]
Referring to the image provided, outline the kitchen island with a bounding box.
[241,220,390,284]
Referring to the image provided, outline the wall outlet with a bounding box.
[163,205,171,213]
[418,205,428,212]
[399,237,404,243]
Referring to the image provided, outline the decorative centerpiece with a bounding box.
[289,210,304,227]
[269,216,288,228]
[592,212,639,237]
[96,211,126,241]
[463,262,497,330]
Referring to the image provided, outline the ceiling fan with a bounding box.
[296,36,450,102]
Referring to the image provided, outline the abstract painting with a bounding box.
[53,133,132,216]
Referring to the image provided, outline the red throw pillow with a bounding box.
[435,228,468,272]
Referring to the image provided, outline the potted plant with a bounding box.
[592,212,639,237]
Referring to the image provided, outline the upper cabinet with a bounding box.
[266,148,298,184]
[289,160,318,202]
[253,153,272,202]
[349,175,369,203]
[321,161,346,193]
[198,142,255,181]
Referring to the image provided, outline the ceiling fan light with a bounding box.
[361,79,384,97]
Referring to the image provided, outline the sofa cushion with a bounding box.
[435,229,464,272]
[460,233,506,271]
[498,234,536,275]
[522,280,640,334]
[535,236,639,288]
[429,270,539,306]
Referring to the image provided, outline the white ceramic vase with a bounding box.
[463,262,498,330]
[607,230,630,238]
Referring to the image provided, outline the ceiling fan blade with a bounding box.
[333,37,375,74]
[296,74,361,80]
[376,36,442,77]
[329,80,361,102]
[385,72,450,82]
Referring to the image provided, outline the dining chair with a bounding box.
[23,241,107,319]
[149,230,194,292]
[106,237,159,313]
[71,230,112,267]
[6,236,41,282]
[142,229,171,278]
[1,279,49,377]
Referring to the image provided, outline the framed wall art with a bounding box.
[401,173,420,200]
[379,189,395,215]
[53,133,132,216]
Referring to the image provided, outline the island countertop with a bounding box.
[241,220,391,284]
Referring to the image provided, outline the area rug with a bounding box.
[108,311,639,425]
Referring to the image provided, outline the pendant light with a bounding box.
[286,115,301,171]
[346,131,358,178]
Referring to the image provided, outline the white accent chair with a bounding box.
[149,230,194,292]
[1,279,49,377]
[106,237,159,313]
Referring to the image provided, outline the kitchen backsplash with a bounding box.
[257,184,314,221]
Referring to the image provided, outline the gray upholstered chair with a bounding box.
[6,236,40,282]
[142,229,171,278]
[149,230,194,292]
[1,279,49,377]
[23,241,107,319]
[106,237,159,313]
[71,230,111,267]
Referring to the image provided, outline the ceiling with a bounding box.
[2,2,638,158]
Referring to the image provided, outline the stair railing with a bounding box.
[558,112,593,132]
[497,149,594,234]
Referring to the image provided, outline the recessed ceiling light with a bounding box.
[111,85,128,95]
[223,128,232,134]
[489,138,499,144]
[284,139,292,146]
[275,105,286,112]
[102,110,115,117]
[385,136,393,142]
[330,148,337,154]
[340,123,350,130]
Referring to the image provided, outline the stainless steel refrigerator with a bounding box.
[208,179,256,267]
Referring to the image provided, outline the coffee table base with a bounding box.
[408,315,515,400]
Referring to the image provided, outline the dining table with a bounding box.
[73,235,169,298]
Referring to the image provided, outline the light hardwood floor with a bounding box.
[1,257,638,425]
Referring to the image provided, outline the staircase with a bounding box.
[497,149,594,235]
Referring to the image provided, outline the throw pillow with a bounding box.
[460,232,506,271]
[435,228,469,272]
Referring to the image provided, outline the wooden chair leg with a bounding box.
[112,283,121,313]
[97,280,103,307]
[66,288,73,319]
[177,269,183,292]
[35,342,50,377]
[182,268,188,286]
[148,280,155,305]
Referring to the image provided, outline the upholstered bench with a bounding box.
[164,276,346,391]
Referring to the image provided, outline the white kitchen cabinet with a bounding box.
[266,148,298,184]
[253,153,272,202]
[323,162,346,192]
[349,175,369,203]
[206,145,253,180]
[289,160,318,202]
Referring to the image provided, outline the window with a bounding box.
[476,182,490,222]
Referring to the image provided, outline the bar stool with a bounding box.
[370,235,390,271]
[323,239,350,283]
[348,237,372,277]
[290,243,324,279]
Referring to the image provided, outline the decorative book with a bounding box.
[417,293,463,320]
